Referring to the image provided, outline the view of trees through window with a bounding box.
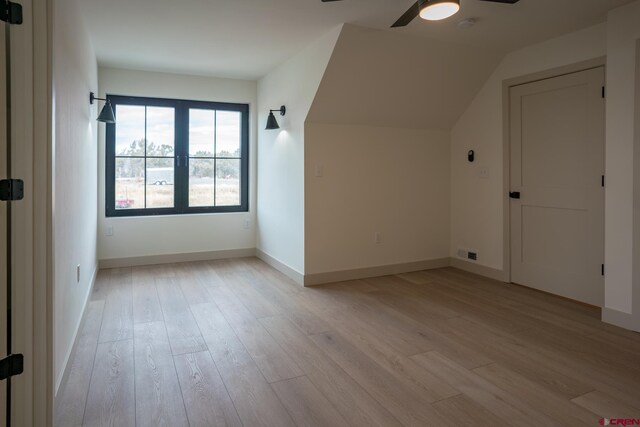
[111,102,244,213]
[114,105,175,210]
[188,108,241,207]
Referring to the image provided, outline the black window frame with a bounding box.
[105,94,249,217]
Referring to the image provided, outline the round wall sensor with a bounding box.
[457,18,476,29]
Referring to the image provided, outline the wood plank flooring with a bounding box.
[55,258,640,426]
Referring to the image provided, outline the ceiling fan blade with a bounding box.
[477,0,520,3]
[391,0,422,28]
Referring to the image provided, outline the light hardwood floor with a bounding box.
[54,257,640,426]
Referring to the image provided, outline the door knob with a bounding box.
[509,192,521,199]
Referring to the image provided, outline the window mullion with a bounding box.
[241,104,249,211]
[214,110,217,207]
[177,103,188,214]
[144,106,148,209]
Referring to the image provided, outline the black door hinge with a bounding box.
[602,175,605,187]
[1,1,23,25]
[0,179,24,201]
[601,264,605,276]
[0,354,23,380]
[602,86,606,98]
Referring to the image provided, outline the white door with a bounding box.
[510,67,605,306]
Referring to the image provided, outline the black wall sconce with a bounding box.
[89,92,116,124]
[266,106,286,130]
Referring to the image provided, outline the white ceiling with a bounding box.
[78,0,634,80]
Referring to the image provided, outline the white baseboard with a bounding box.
[450,257,508,282]
[303,258,451,286]
[99,248,256,269]
[55,263,99,399]
[255,249,304,285]
[255,250,450,287]
[602,307,640,332]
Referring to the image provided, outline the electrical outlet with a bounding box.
[315,165,324,178]
[76,264,81,283]
[479,167,489,179]
[374,232,382,244]
[243,219,250,230]
[105,225,113,236]
[457,248,467,259]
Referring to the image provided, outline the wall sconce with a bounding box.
[265,106,286,130]
[89,92,116,124]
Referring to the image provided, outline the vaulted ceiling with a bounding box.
[79,0,634,80]
[308,24,503,130]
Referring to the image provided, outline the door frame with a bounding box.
[501,56,606,285]
[6,0,52,425]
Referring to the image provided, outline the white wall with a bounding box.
[97,68,257,261]
[301,24,505,277]
[603,0,640,327]
[256,27,342,275]
[53,0,98,392]
[305,124,450,275]
[450,23,607,271]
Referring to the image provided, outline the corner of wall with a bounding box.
[255,25,342,275]
[450,22,607,273]
[604,1,640,316]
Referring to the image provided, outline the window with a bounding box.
[105,95,249,217]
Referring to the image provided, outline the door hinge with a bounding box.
[602,86,606,98]
[601,264,605,276]
[0,354,24,380]
[0,179,24,201]
[0,1,23,25]
[602,175,605,187]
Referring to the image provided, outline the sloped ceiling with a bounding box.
[307,24,503,130]
[78,0,633,81]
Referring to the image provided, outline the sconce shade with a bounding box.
[97,101,116,124]
[265,111,280,130]
[266,105,286,130]
[90,92,116,124]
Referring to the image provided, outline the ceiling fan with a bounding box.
[321,0,521,28]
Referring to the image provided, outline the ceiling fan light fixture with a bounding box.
[419,0,460,21]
